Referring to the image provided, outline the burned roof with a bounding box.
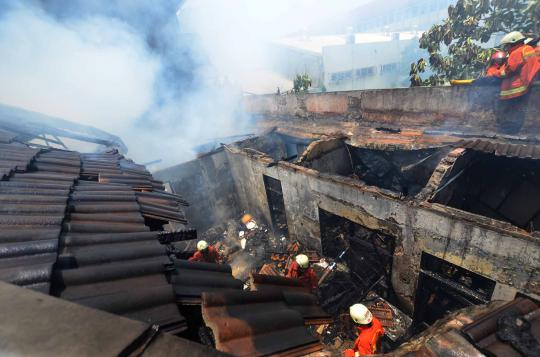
[0,103,127,152]
[457,139,540,159]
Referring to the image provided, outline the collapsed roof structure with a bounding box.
[1,84,540,356]
[153,84,540,356]
[0,103,127,152]
[0,106,328,356]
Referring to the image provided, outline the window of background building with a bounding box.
[380,63,398,74]
[356,66,376,78]
[330,70,353,83]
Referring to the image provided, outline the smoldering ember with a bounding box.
[1,1,540,357]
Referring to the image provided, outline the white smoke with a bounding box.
[0,2,158,135]
[0,0,366,169]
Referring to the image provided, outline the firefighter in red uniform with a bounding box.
[188,240,222,263]
[286,254,318,292]
[498,31,540,100]
[344,304,385,356]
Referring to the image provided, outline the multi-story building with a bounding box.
[272,0,456,92]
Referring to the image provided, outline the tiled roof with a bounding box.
[0,142,188,333]
[202,290,323,356]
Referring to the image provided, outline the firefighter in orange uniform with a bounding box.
[344,304,385,356]
[473,50,507,86]
[498,31,540,100]
[485,50,507,78]
[286,254,318,292]
[188,240,222,263]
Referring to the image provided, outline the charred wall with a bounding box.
[155,142,540,313]
[222,148,540,311]
[156,85,540,315]
[153,150,240,232]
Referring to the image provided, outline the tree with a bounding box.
[410,0,540,86]
[293,73,312,93]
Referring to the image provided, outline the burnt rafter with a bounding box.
[0,103,127,153]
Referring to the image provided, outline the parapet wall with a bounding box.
[244,85,540,139]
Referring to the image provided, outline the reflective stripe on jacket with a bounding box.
[500,44,540,100]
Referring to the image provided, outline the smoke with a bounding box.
[0,1,158,135]
[0,0,366,169]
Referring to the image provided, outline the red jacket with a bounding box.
[500,43,540,99]
[344,316,385,356]
[188,246,222,263]
[286,261,318,291]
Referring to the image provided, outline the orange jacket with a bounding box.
[486,63,506,78]
[188,245,222,263]
[286,261,318,291]
[500,43,540,99]
[344,316,385,356]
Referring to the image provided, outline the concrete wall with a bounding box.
[223,148,540,311]
[156,86,540,311]
[153,150,240,232]
[154,139,540,310]
[244,85,540,138]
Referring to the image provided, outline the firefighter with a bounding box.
[473,50,507,86]
[344,304,385,356]
[498,31,540,100]
[188,240,222,263]
[286,254,318,292]
[486,50,508,78]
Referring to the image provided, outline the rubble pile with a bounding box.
[198,213,412,353]
[198,214,293,281]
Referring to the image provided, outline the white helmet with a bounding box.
[296,254,309,268]
[197,240,209,251]
[500,31,526,46]
[350,304,373,325]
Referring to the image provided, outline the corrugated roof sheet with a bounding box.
[457,139,540,159]
[202,290,323,357]
[0,148,77,293]
[52,180,186,333]
[0,128,18,143]
[0,143,39,179]
[461,297,540,356]
[0,142,188,333]
[0,281,228,356]
[250,274,332,325]
[171,259,244,305]
[81,151,188,224]
[250,273,308,293]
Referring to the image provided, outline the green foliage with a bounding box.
[293,73,312,93]
[410,0,540,86]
